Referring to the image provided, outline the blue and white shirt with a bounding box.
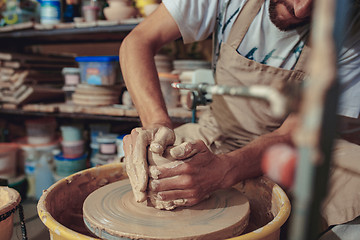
[162,0,360,118]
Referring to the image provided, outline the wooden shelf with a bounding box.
[0,21,138,45]
[0,103,198,123]
[0,20,201,125]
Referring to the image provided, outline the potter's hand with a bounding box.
[123,126,175,202]
[148,140,230,207]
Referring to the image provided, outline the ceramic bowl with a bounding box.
[143,3,159,16]
[104,6,137,21]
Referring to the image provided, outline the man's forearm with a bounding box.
[120,35,172,129]
[221,122,295,187]
[119,4,181,129]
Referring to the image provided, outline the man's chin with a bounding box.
[271,18,310,31]
[269,0,311,31]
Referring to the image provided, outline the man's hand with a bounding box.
[123,126,175,202]
[147,140,231,207]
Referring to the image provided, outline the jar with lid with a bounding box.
[97,134,118,155]
[40,0,62,25]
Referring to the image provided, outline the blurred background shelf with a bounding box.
[0,22,138,45]
[0,103,199,123]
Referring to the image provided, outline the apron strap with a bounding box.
[227,0,310,72]
[227,0,265,49]
[294,37,311,71]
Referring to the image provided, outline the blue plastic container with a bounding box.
[75,56,120,85]
[54,153,87,177]
[40,0,61,25]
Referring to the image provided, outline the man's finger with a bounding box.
[149,160,187,179]
[150,127,175,154]
[132,128,154,192]
[148,174,194,192]
[170,140,204,159]
[123,134,132,156]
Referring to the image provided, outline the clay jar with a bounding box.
[103,0,137,21]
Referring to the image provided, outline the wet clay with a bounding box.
[83,179,250,240]
[0,188,10,208]
[125,128,151,203]
[126,127,185,210]
[126,127,176,203]
[147,147,184,210]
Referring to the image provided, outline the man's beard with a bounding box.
[269,0,311,31]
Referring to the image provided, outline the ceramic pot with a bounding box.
[143,3,159,16]
[103,0,137,21]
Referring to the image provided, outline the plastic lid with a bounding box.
[54,153,87,161]
[97,134,118,143]
[117,134,127,140]
[62,67,80,75]
[75,56,119,62]
[94,153,117,160]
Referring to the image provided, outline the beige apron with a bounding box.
[174,0,360,227]
[176,0,310,153]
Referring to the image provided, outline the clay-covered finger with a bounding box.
[156,189,202,201]
[123,134,132,156]
[125,141,146,202]
[126,128,154,202]
[148,160,186,179]
[156,189,208,208]
[147,191,189,210]
[132,128,153,191]
[169,140,204,159]
[159,189,210,207]
[148,175,194,192]
[149,126,175,154]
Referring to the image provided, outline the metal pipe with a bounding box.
[172,82,287,118]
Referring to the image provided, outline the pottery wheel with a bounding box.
[83,179,250,240]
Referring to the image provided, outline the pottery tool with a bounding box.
[83,179,250,240]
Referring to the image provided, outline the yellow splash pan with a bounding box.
[37,163,290,240]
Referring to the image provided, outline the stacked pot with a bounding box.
[55,125,87,178]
